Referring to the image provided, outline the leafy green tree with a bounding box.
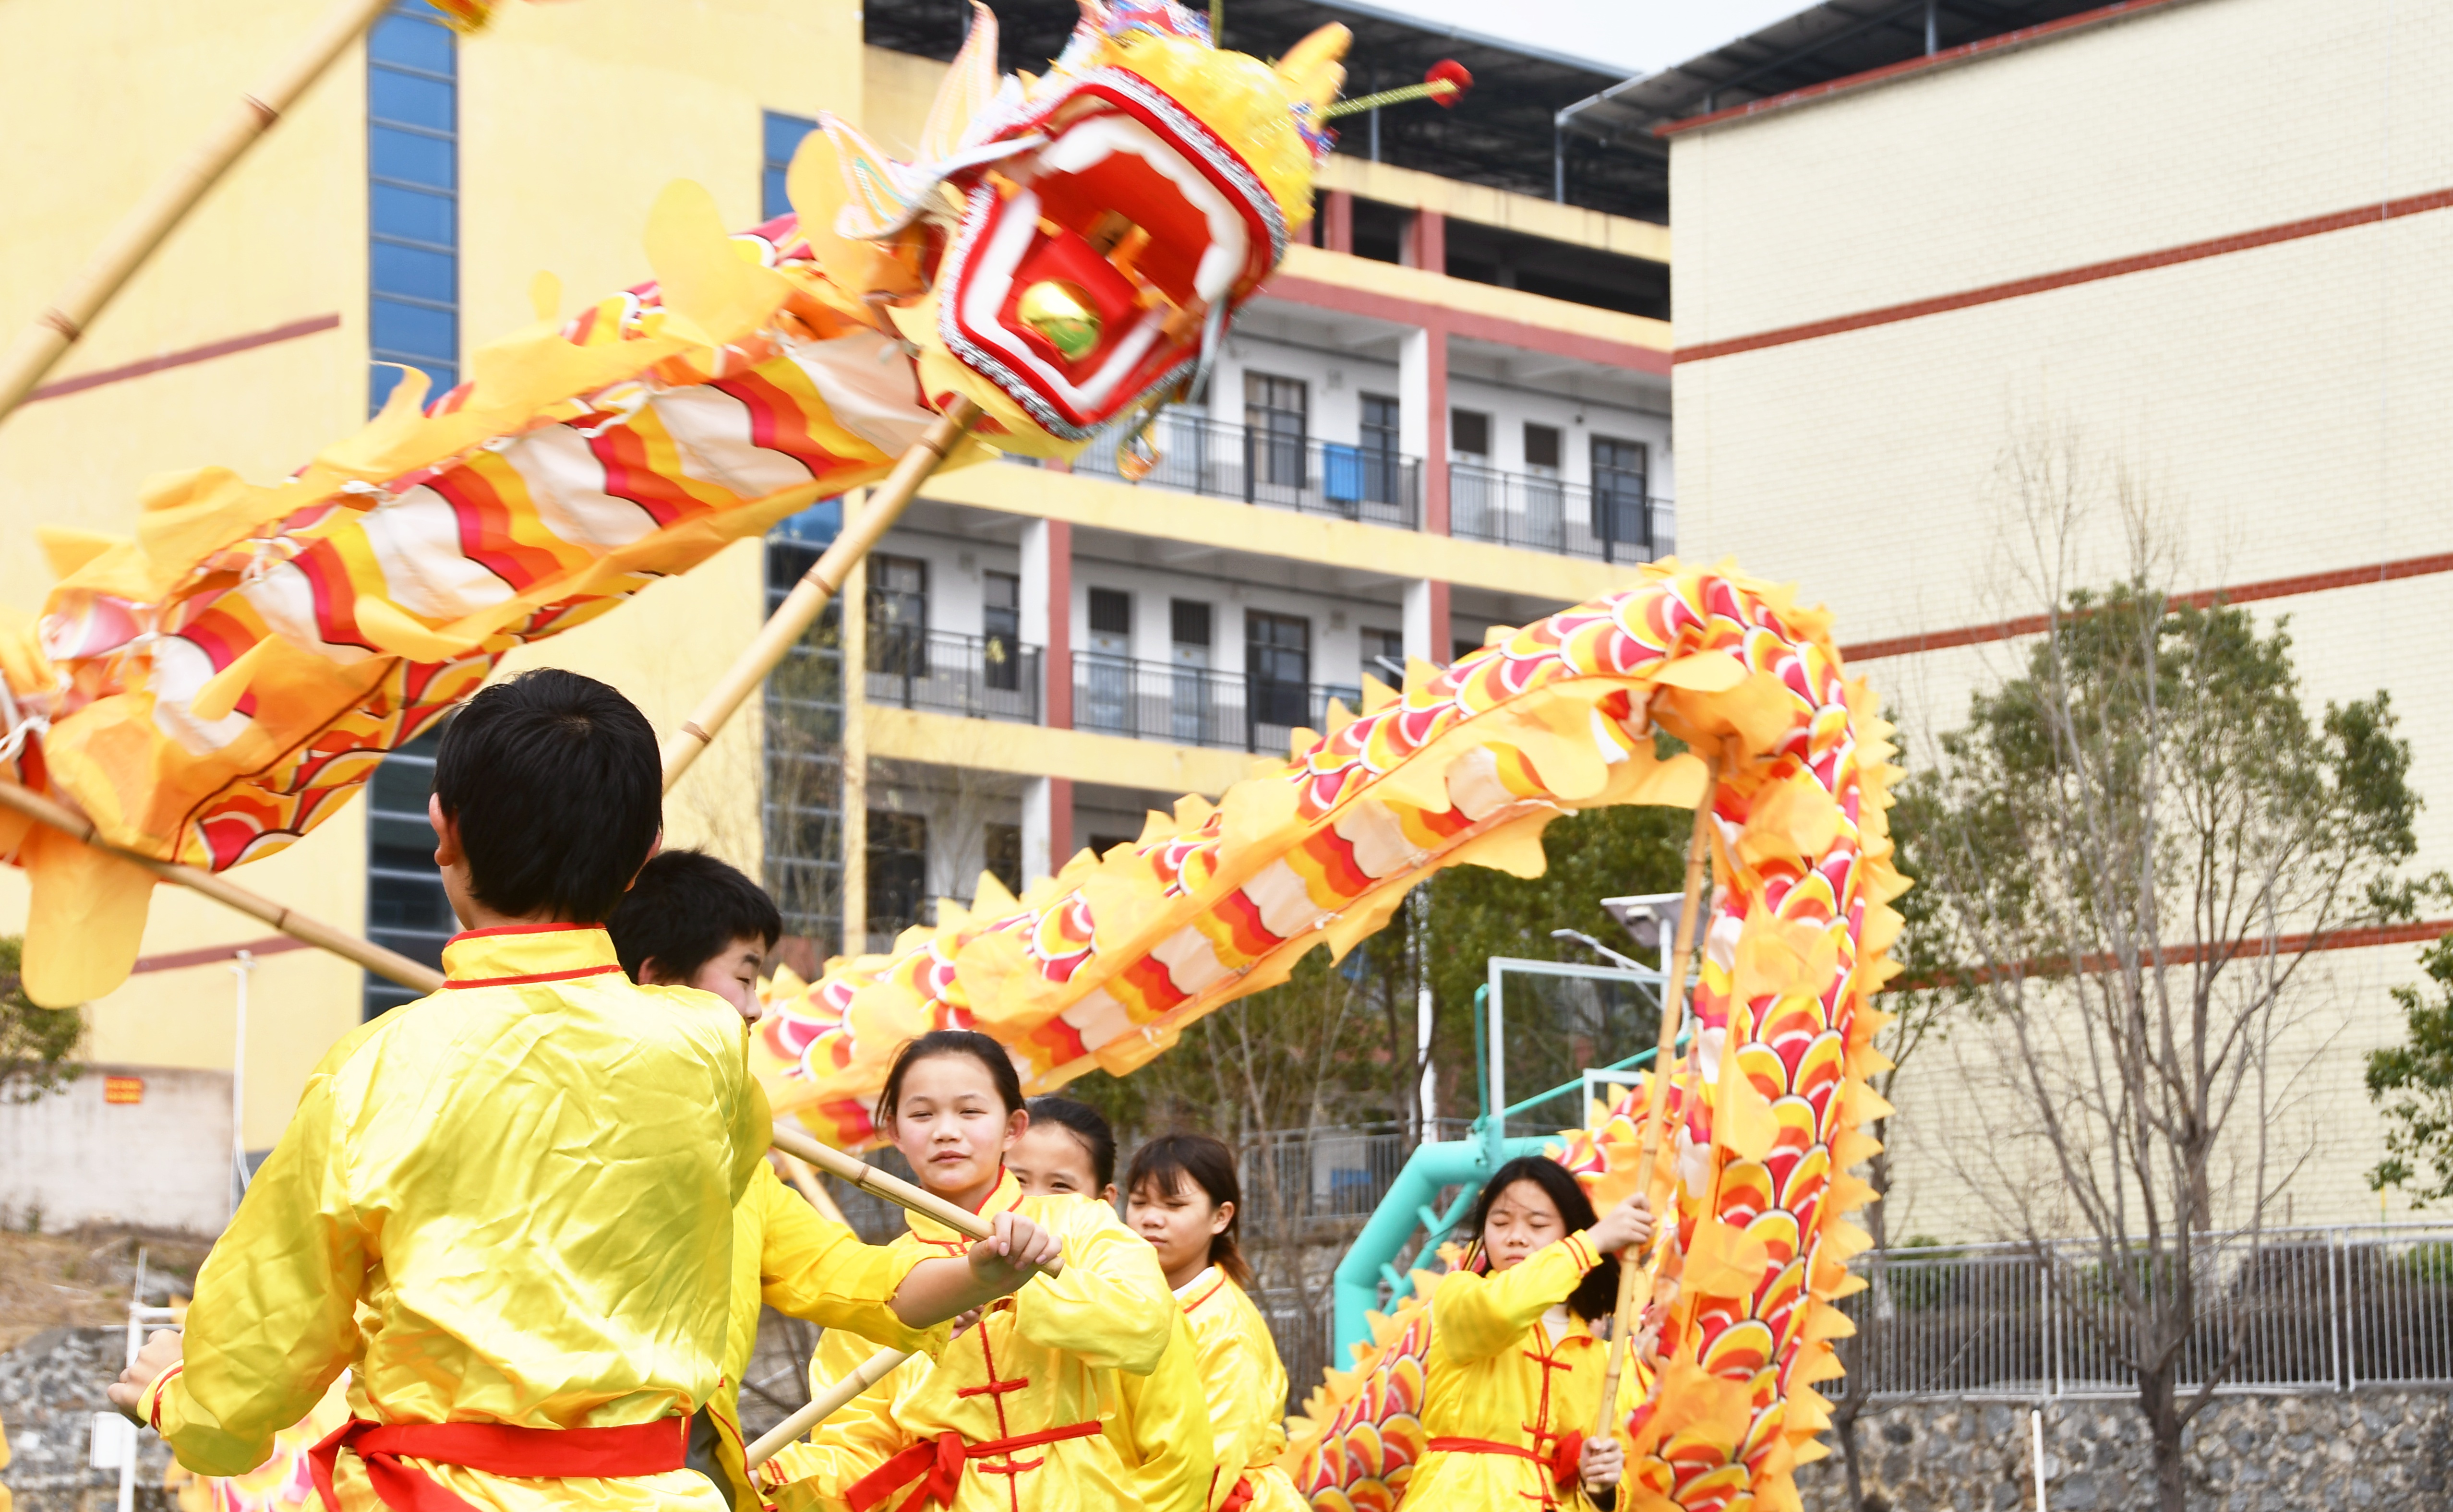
[0,936,82,1101]
[2365,935,2453,1203]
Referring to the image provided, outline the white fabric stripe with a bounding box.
[649,384,819,501]
[1059,986,1134,1051]
[1444,747,1514,821]
[496,423,661,551]
[1241,858,1323,940]
[1334,799,1422,881]
[357,487,515,620]
[148,635,252,755]
[1152,924,1234,995]
[244,560,376,665]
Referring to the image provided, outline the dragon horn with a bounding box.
[1275,23,1350,115]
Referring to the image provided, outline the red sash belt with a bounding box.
[1220,1472,1257,1511]
[844,1422,1101,1512]
[308,1415,689,1512]
[1427,1430,1585,1487]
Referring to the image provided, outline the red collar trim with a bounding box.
[445,922,609,945]
[441,963,626,991]
[1182,1274,1229,1315]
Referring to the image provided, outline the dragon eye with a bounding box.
[1018,280,1102,361]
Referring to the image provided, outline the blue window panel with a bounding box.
[370,68,453,132]
[765,111,817,167]
[762,166,792,222]
[371,182,454,247]
[370,11,454,76]
[371,124,454,190]
[373,240,455,304]
[369,359,456,412]
[372,296,456,360]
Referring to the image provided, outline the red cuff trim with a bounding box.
[145,1362,184,1431]
[1564,1232,1599,1272]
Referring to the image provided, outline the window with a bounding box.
[983,569,1020,692]
[1360,393,1402,505]
[984,822,1022,897]
[368,2,457,413]
[867,809,929,939]
[1591,436,1650,559]
[1246,611,1311,730]
[1361,627,1405,684]
[763,111,818,222]
[867,554,928,677]
[362,724,453,1019]
[1168,599,1216,744]
[1170,599,1212,662]
[1450,408,1491,459]
[1244,372,1308,488]
[1524,422,1562,473]
[1087,588,1132,654]
[764,532,845,954]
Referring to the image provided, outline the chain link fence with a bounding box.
[1845,1224,2453,1399]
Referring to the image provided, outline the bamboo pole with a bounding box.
[1593,755,1720,1439]
[660,399,982,791]
[769,1121,1063,1277]
[0,0,397,422]
[0,780,445,995]
[745,1345,912,1471]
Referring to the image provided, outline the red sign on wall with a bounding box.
[103,1076,144,1104]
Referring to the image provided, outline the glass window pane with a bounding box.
[763,165,791,222]
[370,67,453,132]
[371,124,454,190]
[370,12,454,76]
[373,240,455,304]
[371,182,455,246]
[373,296,457,360]
[765,110,817,167]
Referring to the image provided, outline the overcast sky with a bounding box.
[1373,0,1813,78]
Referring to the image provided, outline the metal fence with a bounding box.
[866,629,1041,723]
[1073,653,1361,754]
[1070,410,1421,529]
[1845,1224,2453,1400]
[1448,461,1675,563]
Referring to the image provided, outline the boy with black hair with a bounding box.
[108,671,1046,1512]
[608,849,1051,1512]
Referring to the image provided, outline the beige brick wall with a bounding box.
[1669,0,2453,1230]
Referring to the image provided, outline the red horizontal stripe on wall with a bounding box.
[1675,187,2453,364]
[1899,919,2453,992]
[131,935,310,974]
[24,314,343,403]
[1841,550,2453,664]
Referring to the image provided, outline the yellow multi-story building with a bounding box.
[0,0,1671,1230]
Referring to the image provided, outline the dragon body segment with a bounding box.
[1279,571,1903,1512]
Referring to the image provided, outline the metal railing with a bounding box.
[1070,410,1421,529]
[866,629,1040,723]
[1073,652,1360,753]
[1447,461,1675,563]
[1844,1224,2453,1399]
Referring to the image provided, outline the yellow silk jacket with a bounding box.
[1174,1271,1305,1512]
[767,1171,1211,1512]
[141,925,762,1512]
[694,1164,949,1510]
[1405,1233,1611,1512]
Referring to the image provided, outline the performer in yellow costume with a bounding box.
[1124,1134,1305,1512]
[609,851,1038,1510]
[108,674,1051,1512]
[765,1032,1210,1512]
[1402,1157,1651,1512]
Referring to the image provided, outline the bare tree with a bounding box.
[1899,436,2424,1511]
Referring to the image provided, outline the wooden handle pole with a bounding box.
[0,0,396,421]
[744,1345,913,1471]
[1592,756,1720,1438]
[0,780,445,995]
[660,399,982,792]
[770,1121,1063,1277]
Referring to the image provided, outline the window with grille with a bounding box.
[867,809,929,938]
[1450,408,1491,459]
[1591,435,1650,556]
[1524,422,1562,473]
[763,535,845,954]
[368,2,457,412]
[1246,611,1311,729]
[1244,372,1308,488]
[867,554,928,677]
[983,570,1021,692]
[362,725,452,1019]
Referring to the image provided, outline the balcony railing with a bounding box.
[1448,461,1676,563]
[1070,410,1420,529]
[866,629,1040,723]
[1074,652,1360,753]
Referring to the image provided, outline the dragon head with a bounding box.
[791,0,1347,458]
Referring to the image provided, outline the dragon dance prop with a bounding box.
[1277,578,1901,1512]
[0,0,1349,1007]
